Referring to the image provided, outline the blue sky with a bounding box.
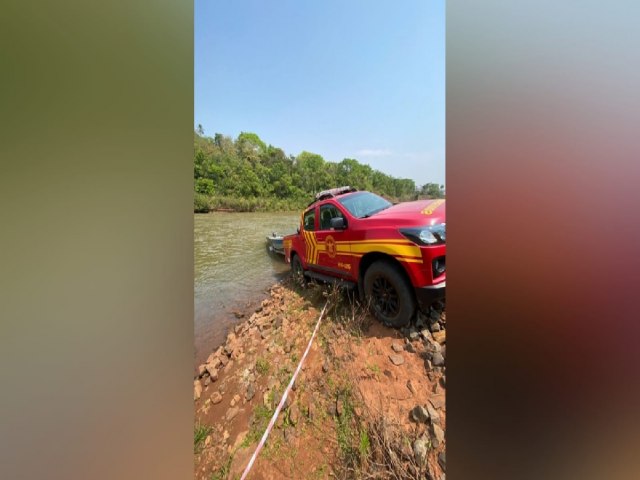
[195,0,445,187]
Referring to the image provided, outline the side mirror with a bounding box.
[330,217,347,230]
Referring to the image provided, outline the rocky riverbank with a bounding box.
[194,281,446,480]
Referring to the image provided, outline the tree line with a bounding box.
[194,128,445,212]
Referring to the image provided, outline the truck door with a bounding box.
[300,206,318,268]
[315,203,353,278]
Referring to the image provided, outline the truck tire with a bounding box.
[364,260,415,327]
[291,254,306,287]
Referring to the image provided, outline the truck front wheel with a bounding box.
[364,260,415,327]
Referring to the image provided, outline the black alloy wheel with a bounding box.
[364,260,415,327]
[371,275,400,317]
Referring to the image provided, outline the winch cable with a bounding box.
[239,300,329,480]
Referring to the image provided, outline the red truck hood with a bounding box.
[363,199,446,227]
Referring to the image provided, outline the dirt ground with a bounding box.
[194,280,446,480]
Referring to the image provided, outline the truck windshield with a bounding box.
[338,192,392,219]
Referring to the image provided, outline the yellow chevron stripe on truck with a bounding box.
[302,235,423,265]
[421,199,445,215]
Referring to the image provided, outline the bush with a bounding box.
[195,178,215,196]
[195,195,307,213]
[194,193,210,213]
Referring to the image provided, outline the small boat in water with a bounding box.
[266,232,285,255]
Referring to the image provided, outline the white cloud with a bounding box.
[355,148,393,157]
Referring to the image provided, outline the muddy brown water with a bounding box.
[194,212,299,367]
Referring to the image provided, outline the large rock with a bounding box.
[223,360,234,373]
[389,354,405,366]
[225,342,237,356]
[411,405,429,423]
[211,392,223,405]
[231,346,244,361]
[205,364,219,381]
[391,342,404,353]
[415,311,429,329]
[257,319,272,331]
[429,395,446,410]
[431,424,445,448]
[225,407,240,422]
[432,353,445,367]
[426,403,441,425]
[245,383,256,402]
[206,352,221,366]
[413,436,430,467]
[407,380,417,396]
[194,380,203,400]
[432,331,446,344]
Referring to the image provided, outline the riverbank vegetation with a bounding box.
[194,127,445,212]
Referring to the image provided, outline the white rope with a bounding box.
[239,300,328,480]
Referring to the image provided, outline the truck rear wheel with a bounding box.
[291,254,306,287]
[364,260,415,327]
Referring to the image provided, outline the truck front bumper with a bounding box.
[414,282,446,311]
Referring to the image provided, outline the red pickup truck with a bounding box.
[283,187,445,327]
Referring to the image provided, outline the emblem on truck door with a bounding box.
[325,235,337,258]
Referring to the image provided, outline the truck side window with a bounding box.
[303,209,315,231]
[319,204,345,230]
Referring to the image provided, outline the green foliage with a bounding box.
[420,182,445,199]
[242,403,274,447]
[359,429,371,458]
[194,422,213,453]
[210,455,233,480]
[194,193,210,213]
[255,357,270,375]
[195,177,215,195]
[194,129,442,212]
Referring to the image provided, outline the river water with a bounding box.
[194,212,299,366]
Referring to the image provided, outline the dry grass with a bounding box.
[322,284,372,337]
[360,415,423,480]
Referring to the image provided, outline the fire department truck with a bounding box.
[283,187,445,327]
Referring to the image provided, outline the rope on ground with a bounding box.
[239,300,329,480]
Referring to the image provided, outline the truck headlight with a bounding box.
[399,224,446,245]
